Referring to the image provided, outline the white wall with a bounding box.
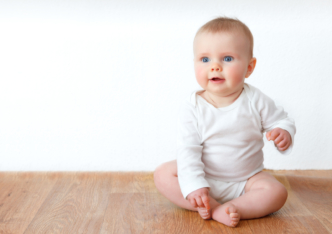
[0,0,331,171]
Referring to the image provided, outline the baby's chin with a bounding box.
[206,87,244,98]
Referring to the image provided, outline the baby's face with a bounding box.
[193,31,254,97]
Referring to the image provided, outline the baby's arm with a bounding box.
[176,102,210,205]
[266,127,292,151]
[250,85,296,154]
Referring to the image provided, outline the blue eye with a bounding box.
[223,56,233,62]
[201,57,210,63]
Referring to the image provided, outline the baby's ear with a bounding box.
[245,57,257,78]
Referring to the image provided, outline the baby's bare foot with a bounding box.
[225,204,240,227]
[197,206,211,220]
[211,202,240,227]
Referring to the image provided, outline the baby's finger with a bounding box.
[195,197,205,208]
[201,195,210,210]
[189,198,198,208]
[274,134,284,145]
[278,141,290,151]
[277,139,287,148]
[270,130,280,141]
[266,131,271,141]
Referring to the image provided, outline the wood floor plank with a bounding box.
[110,172,158,193]
[295,216,331,234]
[0,172,57,234]
[286,175,332,232]
[100,193,134,234]
[23,172,112,234]
[0,172,19,206]
[207,219,254,234]
[247,215,317,234]
[102,193,205,234]
[266,169,332,178]
[132,172,158,193]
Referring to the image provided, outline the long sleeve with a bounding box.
[176,102,210,200]
[252,86,296,155]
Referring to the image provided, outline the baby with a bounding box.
[154,17,296,227]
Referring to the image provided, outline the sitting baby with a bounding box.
[154,17,296,227]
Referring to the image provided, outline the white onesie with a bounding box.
[176,83,296,200]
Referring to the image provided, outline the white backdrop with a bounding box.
[0,0,331,171]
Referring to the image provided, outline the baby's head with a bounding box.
[193,17,256,98]
[194,17,254,59]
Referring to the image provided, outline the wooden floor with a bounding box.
[0,170,331,234]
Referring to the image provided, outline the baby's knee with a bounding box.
[154,160,176,178]
[154,162,172,185]
[277,184,288,202]
[153,164,165,185]
[270,183,288,208]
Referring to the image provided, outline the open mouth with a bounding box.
[210,77,225,83]
[211,77,224,81]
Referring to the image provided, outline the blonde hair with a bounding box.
[195,17,254,58]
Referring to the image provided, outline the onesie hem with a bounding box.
[204,165,264,182]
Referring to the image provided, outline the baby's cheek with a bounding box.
[195,66,205,80]
[195,65,202,74]
[229,68,244,83]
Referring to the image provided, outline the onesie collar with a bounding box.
[187,83,252,108]
[188,89,204,107]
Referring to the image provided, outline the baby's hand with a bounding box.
[266,127,292,151]
[186,187,210,210]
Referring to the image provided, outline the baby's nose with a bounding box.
[210,63,222,72]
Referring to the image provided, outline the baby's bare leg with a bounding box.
[211,171,288,227]
[154,160,221,218]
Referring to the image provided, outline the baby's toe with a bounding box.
[197,207,211,219]
[230,213,239,218]
[231,218,240,223]
[228,206,237,214]
[230,221,237,227]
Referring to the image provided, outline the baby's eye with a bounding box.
[201,57,210,63]
[223,56,233,62]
